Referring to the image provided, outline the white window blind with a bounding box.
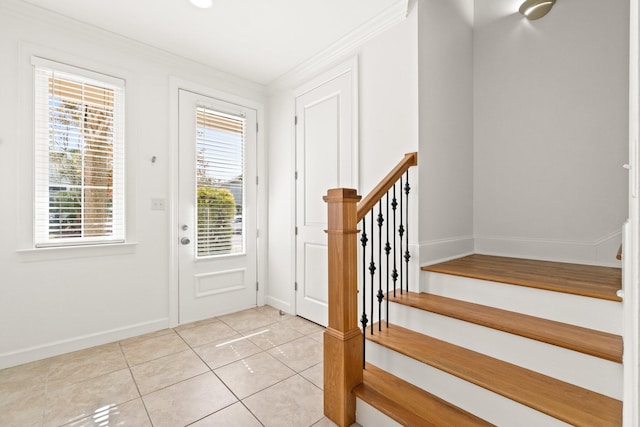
[196,107,245,257]
[33,57,125,247]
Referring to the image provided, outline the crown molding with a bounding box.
[267,0,409,92]
[0,0,266,95]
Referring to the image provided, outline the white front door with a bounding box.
[178,89,257,324]
[295,66,357,326]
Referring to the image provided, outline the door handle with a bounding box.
[181,237,191,245]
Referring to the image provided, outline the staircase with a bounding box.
[354,254,623,426]
[321,154,624,426]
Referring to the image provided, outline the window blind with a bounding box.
[33,58,125,247]
[195,107,245,257]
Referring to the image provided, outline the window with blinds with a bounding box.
[195,107,244,257]
[33,57,125,247]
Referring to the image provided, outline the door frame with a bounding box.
[169,77,266,327]
[291,57,359,318]
[624,0,640,424]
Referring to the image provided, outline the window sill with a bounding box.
[16,242,139,262]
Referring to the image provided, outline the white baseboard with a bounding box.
[419,235,474,266]
[417,232,622,268]
[265,295,292,314]
[474,231,622,268]
[0,318,169,369]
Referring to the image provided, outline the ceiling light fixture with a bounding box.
[190,0,212,9]
[519,0,556,20]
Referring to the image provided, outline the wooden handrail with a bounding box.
[357,152,418,222]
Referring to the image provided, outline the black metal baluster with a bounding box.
[360,217,368,368]
[369,210,376,335]
[391,185,398,297]
[377,200,384,332]
[404,171,411,293]
[384,192,391,328]
[398,176,404,295]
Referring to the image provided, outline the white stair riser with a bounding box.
[422,272,623,334]
[356,399,402,427]
[383,302,622,399]
[366,340,572,427]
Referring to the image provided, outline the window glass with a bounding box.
[195,107,244,257]
[33,58,125,247]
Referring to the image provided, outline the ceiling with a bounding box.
[21,0,402,85]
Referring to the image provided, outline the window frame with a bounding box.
[31,56,126,248]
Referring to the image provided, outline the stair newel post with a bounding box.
[323,188,363,427]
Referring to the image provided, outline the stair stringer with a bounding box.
[421,271,623,334]
[386,300,622,399]
[365,339,572,427]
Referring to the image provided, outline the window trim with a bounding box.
[31,56,126,248]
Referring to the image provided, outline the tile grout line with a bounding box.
[178,319,267,425]
[118,340,154,426]
[181,312,322,425]
[179,308,298,426]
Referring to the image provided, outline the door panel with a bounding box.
[295,70,356,326]
[304,96,339,228]
[178,89,257,324]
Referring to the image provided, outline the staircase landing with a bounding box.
[422,254,622,301]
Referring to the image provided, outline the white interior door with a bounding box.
[295,68,356,326]
[178,89,257,324]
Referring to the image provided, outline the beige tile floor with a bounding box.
[0,306,349,427]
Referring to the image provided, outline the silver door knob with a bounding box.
[180,237,190,245]
[182,225,189,231]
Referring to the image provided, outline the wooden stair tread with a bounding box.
[354,363,494,427]
[421,254,622,301]
[366,323,622,427]
[387,291,622,362]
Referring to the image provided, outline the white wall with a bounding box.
[473,0,629,266]
[359,7,419,197]
[265,91,296,312]
[417,0,476,265]
[266,8,419,313]
[0,1,265,368]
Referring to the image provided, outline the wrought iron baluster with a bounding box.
[404,171,411,293]
[391,185,398,297]
[398,176,404,295]
[377,200,384,332]
[360,216,368,368]
[384,192,391,328]
[369,210,376,335]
